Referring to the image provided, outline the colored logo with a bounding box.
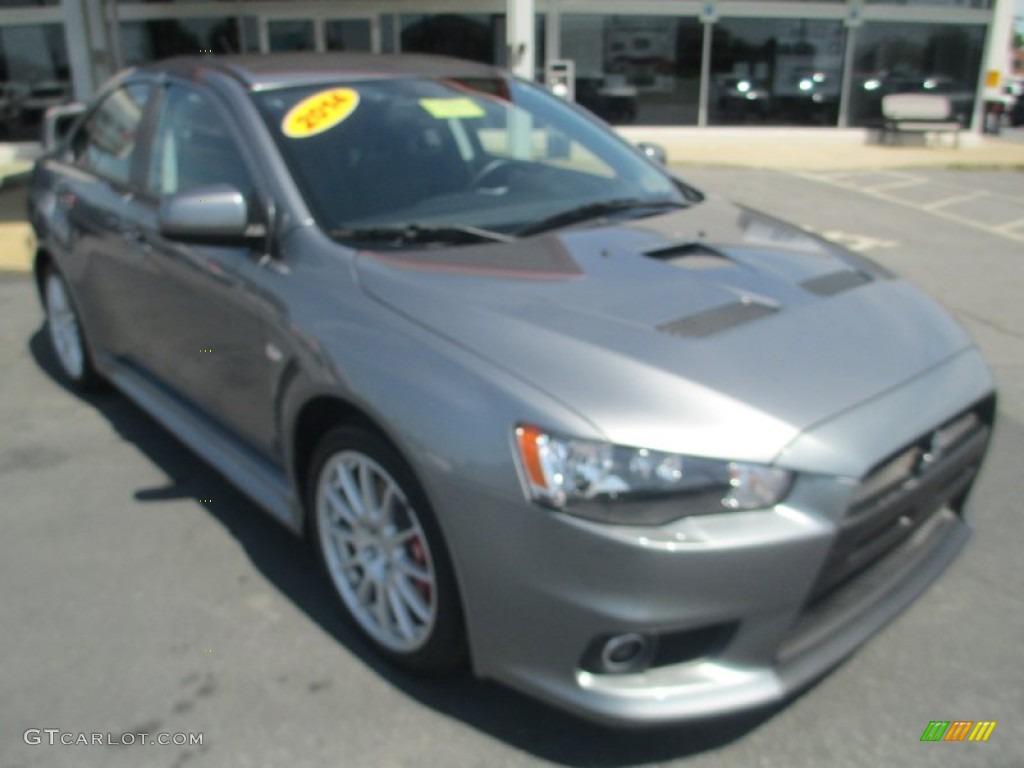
[920,721,997,742]
[282,88,360,139]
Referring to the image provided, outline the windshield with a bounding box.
[253,76,692,241]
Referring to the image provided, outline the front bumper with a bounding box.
[435,347,995,726]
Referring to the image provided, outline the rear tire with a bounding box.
[307,425,466,673]
[43,266,102,390]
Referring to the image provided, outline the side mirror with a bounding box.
[42,102,86,151]
[635,141,668,166]
[158,184,249,243]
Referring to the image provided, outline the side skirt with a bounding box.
[99,355,302,535]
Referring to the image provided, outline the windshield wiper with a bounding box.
[517,197,688,237]
[330,223,515,246]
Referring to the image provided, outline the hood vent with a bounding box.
[644,242,732,270]
[658,300,777,339]
[801,270,871,297]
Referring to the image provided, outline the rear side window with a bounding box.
[146,85,253,199]
[73,83,150,186]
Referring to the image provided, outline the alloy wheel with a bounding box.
[45,271,86,381]
[316,450,437,653]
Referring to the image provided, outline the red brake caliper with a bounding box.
[408,537,432,601]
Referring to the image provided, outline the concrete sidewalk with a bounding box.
[620,127,1024,170]
[2,129,1022,274]
[0,183,32,274]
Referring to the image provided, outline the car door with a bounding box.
[57,81,154,360]
[124,82,279,458]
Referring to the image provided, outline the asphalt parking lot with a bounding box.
[794,168,1024,242]
[2,168,1022,768]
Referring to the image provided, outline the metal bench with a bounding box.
[880,93,962,148]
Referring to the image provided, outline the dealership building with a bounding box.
[0,0,1012,142]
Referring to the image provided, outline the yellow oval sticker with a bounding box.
[281,88,360,139]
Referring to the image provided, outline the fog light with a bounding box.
[597,633,653,673]
[581,622,738,675]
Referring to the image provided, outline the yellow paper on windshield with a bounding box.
[282,88,360,138]
[418,98,485,120]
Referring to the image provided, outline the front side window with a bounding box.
[254,77,686,238]
[73,83,150,185]
[146,85,253,199]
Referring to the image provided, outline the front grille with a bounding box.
[776,396,994,663]
[808,400,993,602]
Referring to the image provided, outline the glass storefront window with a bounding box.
[710,18,846,126]
[325,19,372,52]
[400,14,503,65]
[850,22,985,127]
[397,13,543,78]
[0,23,69,140]
[121,18,240,65]
[561,15,703,126]
[267,19,315,52]
[866,0,990,8]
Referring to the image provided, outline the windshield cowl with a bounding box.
[330,223,515,248]
[516,197,690,237]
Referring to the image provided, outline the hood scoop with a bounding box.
[644,242,733,270]
[801,270,871,296]
[658,300,777,339]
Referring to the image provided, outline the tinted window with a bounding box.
[74,83,150,185]
[146,85,252,198]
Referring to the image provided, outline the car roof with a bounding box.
[137,53,504,91]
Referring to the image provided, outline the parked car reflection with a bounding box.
[574,75,638,124]
[858,72,973,126]
[715,76,772,122]
[0,79,72,140]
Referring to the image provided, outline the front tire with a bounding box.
[43,266,101,390]
[307,426,466,673]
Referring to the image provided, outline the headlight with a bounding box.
[514,425,792,525]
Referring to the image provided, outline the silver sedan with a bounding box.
[29,53,995,726]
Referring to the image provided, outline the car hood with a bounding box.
[354,197,973,464]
